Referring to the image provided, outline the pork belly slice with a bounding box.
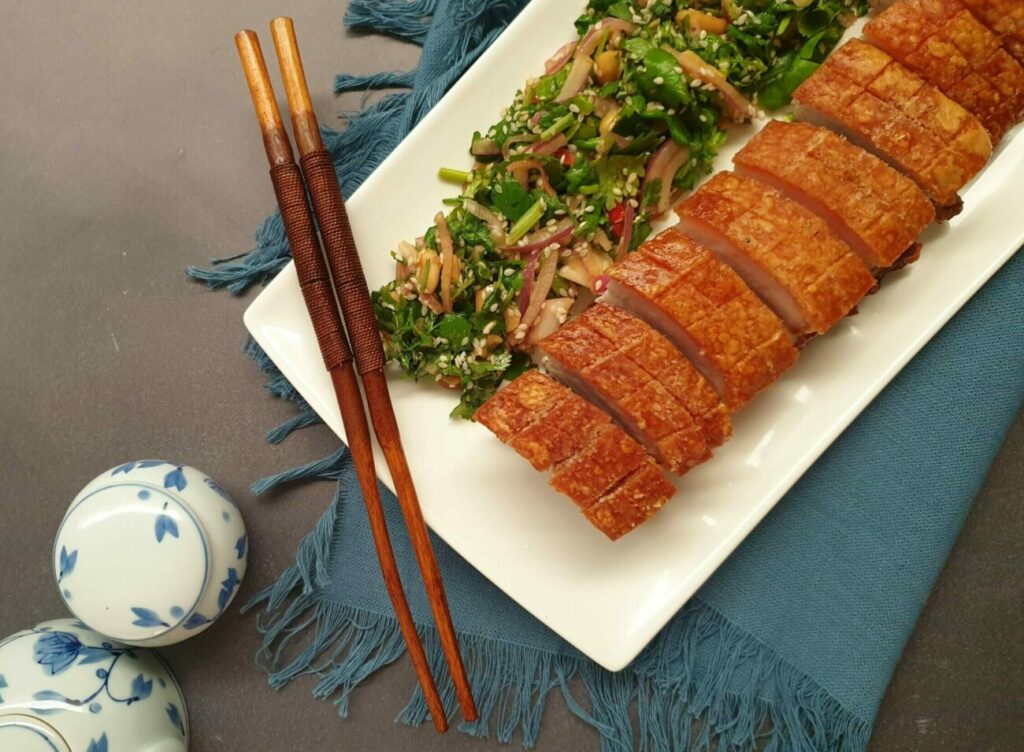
[579,304,732,447]
[675,172,875,339]
[473,369,569,443]
[511,390,609,471]
[583,461,676,541]
[476,370,604,471]
[959,0,1024,66]
[549,422,650,508]
[864,0,1024,142]
[476,371,676,539]
[792,39,993,217]
[603,228,798,410]
[733,120,935,274]
[540,319,710,474]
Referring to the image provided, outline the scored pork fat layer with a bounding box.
[864,0,1024,142]
[676,172,876,338]
[475,370,677,540]
[580,304,732,447]
[958,0,1024,66]
[733,120,935,273]
[604,228,798,410]
[540,315,711,474]
[793,38,992,216]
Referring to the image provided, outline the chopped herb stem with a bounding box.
[506,197,547,245]
[538,113,576,142]
[438,167,471,184]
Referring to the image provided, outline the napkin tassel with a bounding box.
[244,450,870,751]
[247,530,871,752]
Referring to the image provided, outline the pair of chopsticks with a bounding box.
[235,20,476,732]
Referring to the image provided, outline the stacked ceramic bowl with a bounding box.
[0,462,248,751]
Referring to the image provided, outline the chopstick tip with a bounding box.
[270,16,294,32]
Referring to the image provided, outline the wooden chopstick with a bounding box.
[269,17,479,724]
[234,30,450,733]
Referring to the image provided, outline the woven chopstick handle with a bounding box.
[270,162,352,372]
[300,150,386,376]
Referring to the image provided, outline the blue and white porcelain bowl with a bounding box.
[0,619,188,751]
[54,461,248,647]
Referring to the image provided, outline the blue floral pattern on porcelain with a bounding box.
[54,462,248,647]
[0,620,188,751]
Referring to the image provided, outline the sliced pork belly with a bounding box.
[540,317,710,474]
[733,120,935,274]
[475,370,675,540]
[474,368,568,444]
[792,39,993,217]
[550,424,674,540]
[580,304,732,447]
[675,172,875,339]
[512,389,608,471]
[583,461,676,541]
[864,0,1024,141]
[603,228,798,410]
[959,0,1024,66]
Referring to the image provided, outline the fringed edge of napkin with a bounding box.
[240,456,869,752]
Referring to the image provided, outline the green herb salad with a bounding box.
[371,0,867,419]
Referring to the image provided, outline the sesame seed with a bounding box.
[584,205,595,213]
[653,76,665,85]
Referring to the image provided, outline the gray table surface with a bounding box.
[2,2,1021,750]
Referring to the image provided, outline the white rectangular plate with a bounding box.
[244,0,1024,671]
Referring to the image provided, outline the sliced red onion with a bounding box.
[503,219,574,255]
[580,19,636,55]
[545,41,577,75]
[463,199,507,246]
[508,160,556,196]
[529,110,547,127]
[644,139,691,217]
[502,133,538,161]
[471,137,500,157]
[518,249,541,312]
[529,133,568,156]
[520,249,560,334]
[555,55,593,104]
[555,19,637,103]
[615,200,635,260]
[592,274,611,295]
[669,48,755,123]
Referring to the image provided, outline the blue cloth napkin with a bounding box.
[190,1,1024,749]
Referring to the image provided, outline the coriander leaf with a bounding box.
[437,314,472,349]
[758,58,819,110]
[606,1,634,21]
[566,158,598,193]
[489,176,533,221]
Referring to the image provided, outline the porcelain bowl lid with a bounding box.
[54,482,210,643]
